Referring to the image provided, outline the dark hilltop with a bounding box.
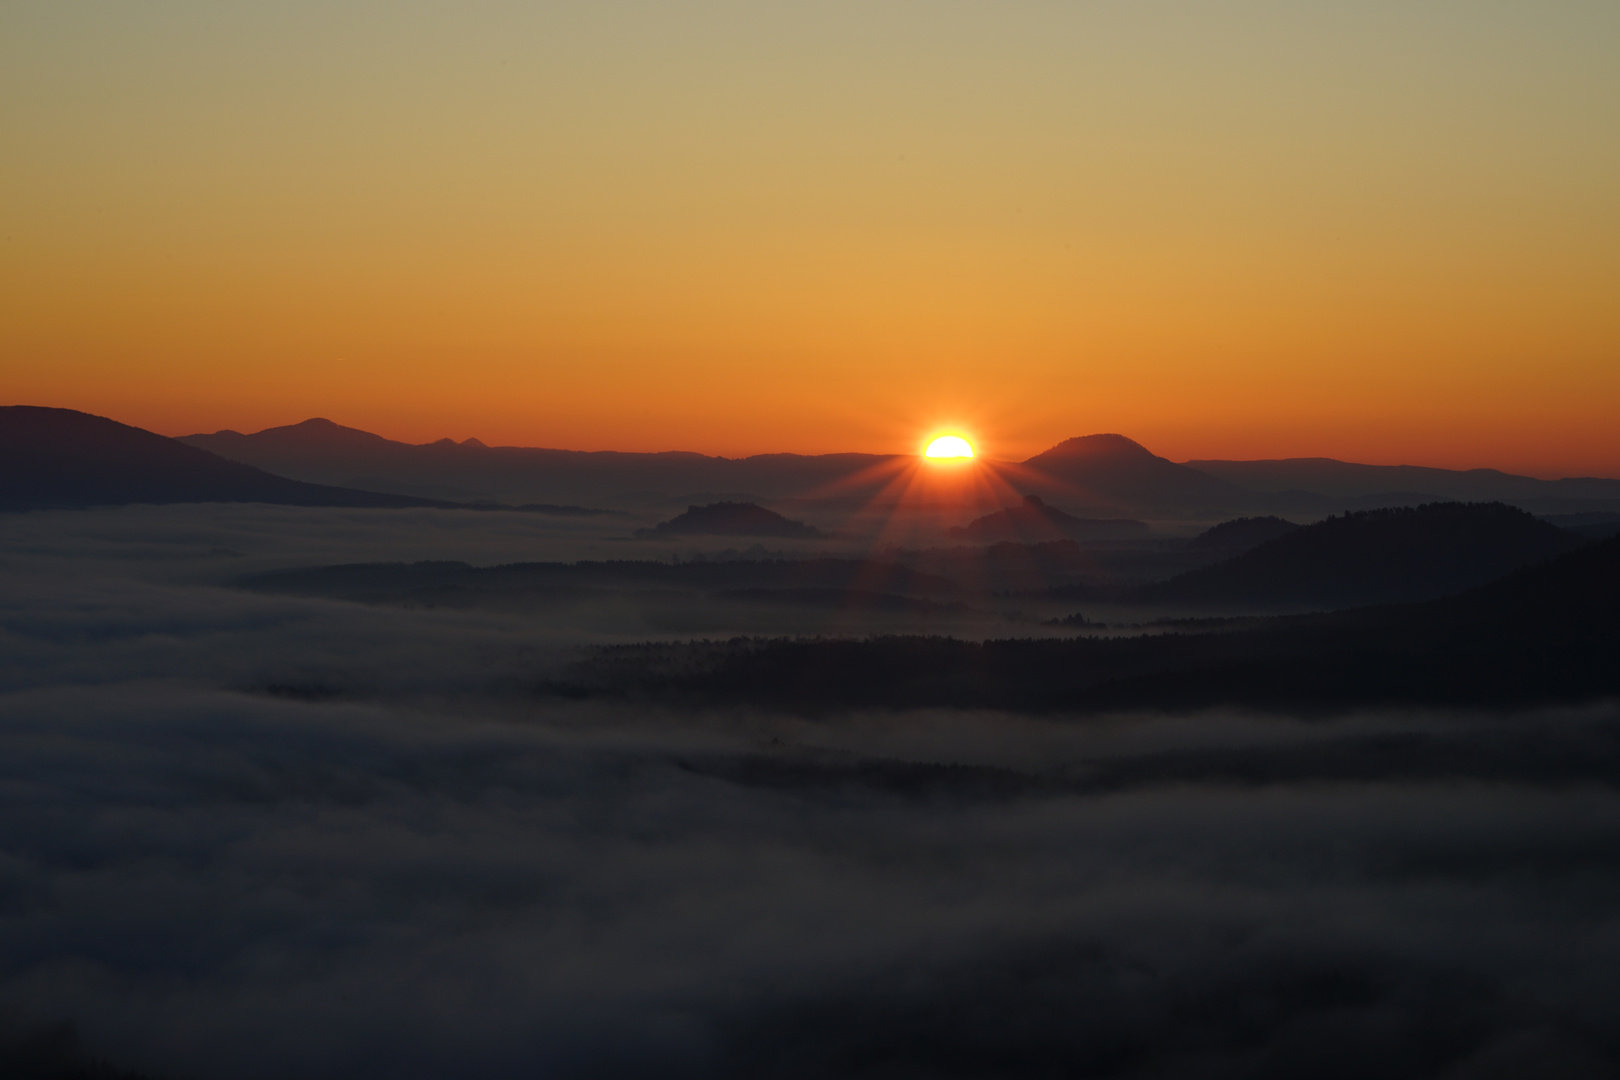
[169,414,1620,517]
[1134,501,1581,610]
[637,501,824,539]
[1015,433,1259,513]
[1185,515,1300,552]
[0,407,615,515]
[0,406,448,511]
[555,527,1620,715]
[949,495,1147,543]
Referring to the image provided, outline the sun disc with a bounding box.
[924,435,975,460]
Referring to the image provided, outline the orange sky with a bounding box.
[3,2,1618,477]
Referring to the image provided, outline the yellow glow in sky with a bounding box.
[3,2,1619,475]
[924,435,975,460]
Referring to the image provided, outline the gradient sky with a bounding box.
[3,1,1618,474]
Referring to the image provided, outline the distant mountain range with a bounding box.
[0,406,449,512]
[182,418,1620,517]
[1188,456,1620,511]
[180,418,900,507]
[8,407,1620,520]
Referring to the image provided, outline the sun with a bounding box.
[923,434,975,460]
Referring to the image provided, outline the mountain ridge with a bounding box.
[1016,434,1260,513]
[1188,455,1620,504]
[562,530,1620,714]
[19,409,1613,516]
[1133,501,1581,610]
[0,406,453,512]
[948,495,1147,543]
[182,421,902,506]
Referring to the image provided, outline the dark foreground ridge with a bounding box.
[557,533,1620,714]
[1017,433,1258,512]
[1134,501,1580,609]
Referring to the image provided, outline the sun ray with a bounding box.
[789,429,1108,607]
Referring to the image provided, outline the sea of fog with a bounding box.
[2,505,1618,1078]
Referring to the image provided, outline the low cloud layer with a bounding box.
[3,506,1619,1078]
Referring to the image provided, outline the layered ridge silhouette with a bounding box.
[948,495,1146,542]
[557,530,1619,714]
[9,430,1620,1080]
[15,407,1620,521]
[1191,455,1620,506]
[638,502,823,539]
[1185,515,1300,552]
[182,417,1620,516]
[182,422,1263,513]
[1014,434,1259,512]
[186,420,1274,512]
[1133,502,1580,609]
[0,407,449,511]
[182,418,901,506]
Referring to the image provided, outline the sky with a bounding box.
[3,1,1618,475]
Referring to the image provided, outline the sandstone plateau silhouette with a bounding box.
[9,407,1620,519]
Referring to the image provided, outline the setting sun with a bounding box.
[924,435,975,460]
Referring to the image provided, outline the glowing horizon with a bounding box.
[4,2,1618,478]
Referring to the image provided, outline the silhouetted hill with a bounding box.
[0,407,449,511]
[184,421,1277,513]
[1402,528,1620,639]
[640,502,823,539]
[183,420,898,505]
[558,532,1620,714]
[202,416,401,454]
[1187,455,1620,511]
[1543,512,1620,541]
[1110,527,1620,710]
[1186,516,1300,552]
[948,495,1147,543]
[176,419,1620,516]
[1017,434,1259,513]
[1136,502,1579,610]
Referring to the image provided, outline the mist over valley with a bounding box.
[4,407,1620,1078]
[9,0,1620,1072]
